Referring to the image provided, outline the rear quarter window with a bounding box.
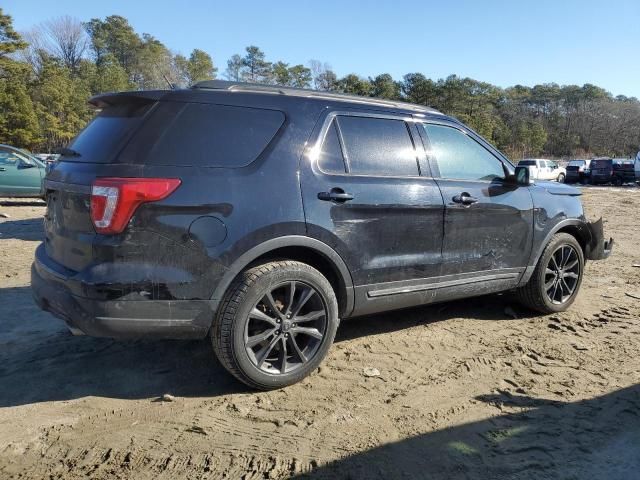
[126,102,285,167]
[66,103,154,163]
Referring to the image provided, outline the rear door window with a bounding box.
[318,120,347,174]
[336,116,418,176]
[130,102,285,167]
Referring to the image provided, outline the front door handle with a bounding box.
[452,192,478,205]
[318,188,354,203]
[0,167,5,172]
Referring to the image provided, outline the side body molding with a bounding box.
[209,235,355,318]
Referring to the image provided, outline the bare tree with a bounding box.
[42,16,88,71]
[16,28,46,74]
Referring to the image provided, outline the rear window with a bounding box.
[66,103,153,163]
[518,160,536,166]
[591,159,612,168]
[567,160,585,167]
[124,102,285,167]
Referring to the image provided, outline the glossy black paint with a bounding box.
[32,84,611,338]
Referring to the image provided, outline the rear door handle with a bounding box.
[452,192,478,205]
[318,188,354,203]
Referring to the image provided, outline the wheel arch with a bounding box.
[519,218,590,287]
[210,236,354,320]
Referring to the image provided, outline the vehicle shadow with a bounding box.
[292,384,640,479]
[336,293,535,343]
[0,284,540,407]
[0,286,245,407]
[0,217,44,241]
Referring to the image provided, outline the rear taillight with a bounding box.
[90,177,181,234]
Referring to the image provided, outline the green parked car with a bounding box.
[0,144,47,198]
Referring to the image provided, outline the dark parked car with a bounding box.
[32,81,613,389]
[0,144,47,197]
[612,159,636,185]
[589,158,635,185]
[565,159,591,184]
[589,158,614,184]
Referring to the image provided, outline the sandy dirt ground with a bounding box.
[0,186,639,480]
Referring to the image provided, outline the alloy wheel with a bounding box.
[544,244,580,305]
[244,281,328,375]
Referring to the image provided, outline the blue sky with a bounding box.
[5,0,640,97]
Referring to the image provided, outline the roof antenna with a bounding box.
[162,73,176,90]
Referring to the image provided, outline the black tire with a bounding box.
[211,260,339,390]
[516,233,584,314]
[557,173,565,183]
[612,176,623,186]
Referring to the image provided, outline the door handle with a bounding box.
[318,188,354,203]
[452,192,478,205]
[0,167,5,172]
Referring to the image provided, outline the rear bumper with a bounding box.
[585,218,613,260]
[31,245,213,339]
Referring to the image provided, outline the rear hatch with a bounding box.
[44,94,160,272]
[566,162,583,175]
[613,161,635,180]
[590,159,613,178]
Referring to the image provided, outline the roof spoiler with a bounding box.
[88,91,167,108]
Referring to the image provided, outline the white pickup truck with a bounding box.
[517,159,566,183]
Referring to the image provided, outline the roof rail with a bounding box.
[191,80,441,114]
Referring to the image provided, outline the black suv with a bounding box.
[32,81,613,389]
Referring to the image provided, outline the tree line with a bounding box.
[1,9,638,159]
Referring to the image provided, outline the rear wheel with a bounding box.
[517,233,584,313]
[612,176,623,186]
[211,260,339,390]
[557,173,565,183]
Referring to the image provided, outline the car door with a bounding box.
[0,148,43,196]
[417,121,534,299]
[301,111,445,316]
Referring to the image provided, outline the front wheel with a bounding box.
[516,233,584,313]
[211,260,339,390]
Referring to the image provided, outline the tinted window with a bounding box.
[318,121,346,173]
[337,116,418,176]
[518,160,536,166]
[139,102,284,167]
[591,159,612,168]
[422,124,504,181]
[568,160,585,166]
[66,102,154,163]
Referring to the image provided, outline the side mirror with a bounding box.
[506,166,533,186]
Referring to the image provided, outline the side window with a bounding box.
[0,151,11,166]
[337,116,418,176]
[318,121,346,174]
[422,124,504,181]
[127,103,285,167]
[0,150,22,166]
